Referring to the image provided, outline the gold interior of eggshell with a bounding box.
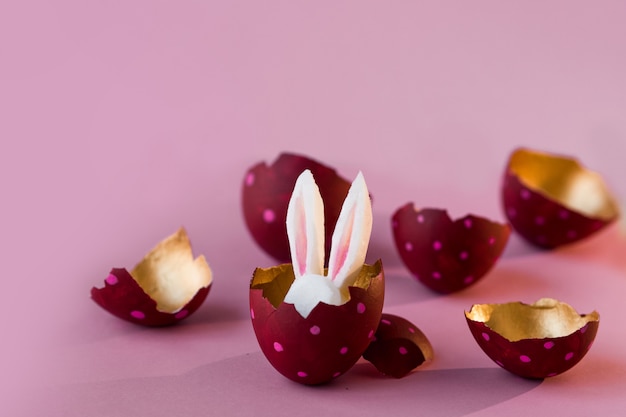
[508,148,619,220]
[251,260,382,309]
[131,228,213,313]
[414,330,434,362]
[465,298,599,342]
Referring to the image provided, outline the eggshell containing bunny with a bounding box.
[250,170,384,385]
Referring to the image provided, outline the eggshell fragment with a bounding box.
[242,153,351,263]
[502,148,619,249]
[363,313,433,378]
[91,228,213,326]
[465,298,599,379]
[250,260,384,385]
[392,205,510,293]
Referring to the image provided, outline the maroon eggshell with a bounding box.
[466,317,599,379]
[249,261,385,385]
[242,153,351,263]
[91,268,211,326]
[363,313,432,378]
[502,171,613,249]
[392,204,510,293]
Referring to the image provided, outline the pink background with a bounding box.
[2,1,626,415]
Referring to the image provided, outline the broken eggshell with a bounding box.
[502,147,619,249]
[250,169,383,385]
[392,205,510,293]
[250,260,384,385]
[363,313,433,378]
[465,298,599,379]
[241,153,351,263]
[91,228,213,326]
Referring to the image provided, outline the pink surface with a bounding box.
[2,1,626,415]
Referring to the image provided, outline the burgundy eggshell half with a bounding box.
[502,148,619,249]
[250,260,384,385]
[91,268,211,326]
[91,228,213,326]
[363,313,433,378]
[242,153,351,263]
[392,205,510,293]
[465,299,599,379]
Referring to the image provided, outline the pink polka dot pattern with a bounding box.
[520,189,531,200]
[241,153,353,263]
[105,274,118,285]
[174,310,188,320]
[250,260,385,385]
[130,310,145,320]
[91,268,212,327]
[332,371,341,378]
[363,313,433,379]
[250,308,255,319]
[297,371,308,378]
[501,148,618,249]
[245,172,255,186]
[392,205,511,294]
[262,209,276,223]
[466,306,600,379]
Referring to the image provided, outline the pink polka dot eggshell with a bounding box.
[363,313,433,378]
[241,153,351,263]
[250,261,384,385]
[501,148,619,249]
[465,316,599,379]
[502,170,614,249]
[91,268,211,327]
[392,204,510,293]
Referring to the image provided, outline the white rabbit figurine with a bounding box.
[283,169,373,318]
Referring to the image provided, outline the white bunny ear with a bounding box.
[327,171,372,289]
[286,170,325,279]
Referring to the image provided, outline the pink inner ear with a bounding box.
[295,197,308,276]
[330,207,355,280]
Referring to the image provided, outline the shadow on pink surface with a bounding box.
[41,353,541,417]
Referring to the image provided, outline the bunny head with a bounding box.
[283,169,373,318]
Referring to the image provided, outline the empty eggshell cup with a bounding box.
[502,147,619,249]
[91,228,213,326]
[242,153,351,263]
[392,205,510,293]
[465,298,599,379]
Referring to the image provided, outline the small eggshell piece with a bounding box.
[363,313,433,378]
